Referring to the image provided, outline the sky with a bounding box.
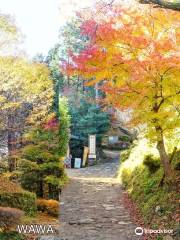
[0,0,94,57]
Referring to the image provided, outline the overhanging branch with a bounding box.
[139,0,180,11]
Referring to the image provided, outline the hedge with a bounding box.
[0,207,24,231]
[0,232,25,240]
[0,176,37,216]
[0,191,37,216]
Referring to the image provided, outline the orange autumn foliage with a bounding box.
[63,4,180,178]
[64,5,180,135]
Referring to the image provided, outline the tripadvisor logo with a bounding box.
[135,227,174,236]
[135,227,144,235]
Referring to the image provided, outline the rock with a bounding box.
[37,237,62,240]
[96,224,103,228]
[105,206,116,210]
[77,218,95,224]
[87,230,98,234]
[69,220,77,225]
[163,236,174,240]
[118,221,131,225]
[155,205,161,213]
[111,218,118,223]
[102,204,116,210]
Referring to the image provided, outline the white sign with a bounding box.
[109,136,118,144]
[89,135,96,154]
[89,154,96,159]
[74,158,81,168]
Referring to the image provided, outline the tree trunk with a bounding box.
[39,180,44,198]
[7,114,17,172]
[156,126,173,179]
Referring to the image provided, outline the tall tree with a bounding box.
[46,45,64,116]
[58,97,71,157]
[70,97,110,145]
[0,13,21,55]
[0,57,53,170]
[0,13,54,173]
[59,17,89,89]
[69,94,110,160]
[65,5,180,179]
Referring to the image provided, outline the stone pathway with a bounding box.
[58,159,139,240]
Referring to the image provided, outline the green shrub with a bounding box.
[19,156,66,199]
[39,162,64,173]
[18,159,41,195]
[19,110,69,200]
[121,165,176,224]
[37,199,59,217]
[119,136,131,142]
[0,207,24,231]
[141,190,176,223]
[171,150,180,170]
[19,159,39,172]
[58,97,71,157]
[0,192,37,216]
[21,146,60,163]
[120,168,132,187]
[21,145,42,161]
[45,174,68,187]
[38,152,59,162]
[0,232,25,240]
[143,154,161,173]
[143,179,157,194]
[0,158,8,173]
[0,176,37,216]
[8,171,22,182]
[118,138,178,229]
[120,149,131,163]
